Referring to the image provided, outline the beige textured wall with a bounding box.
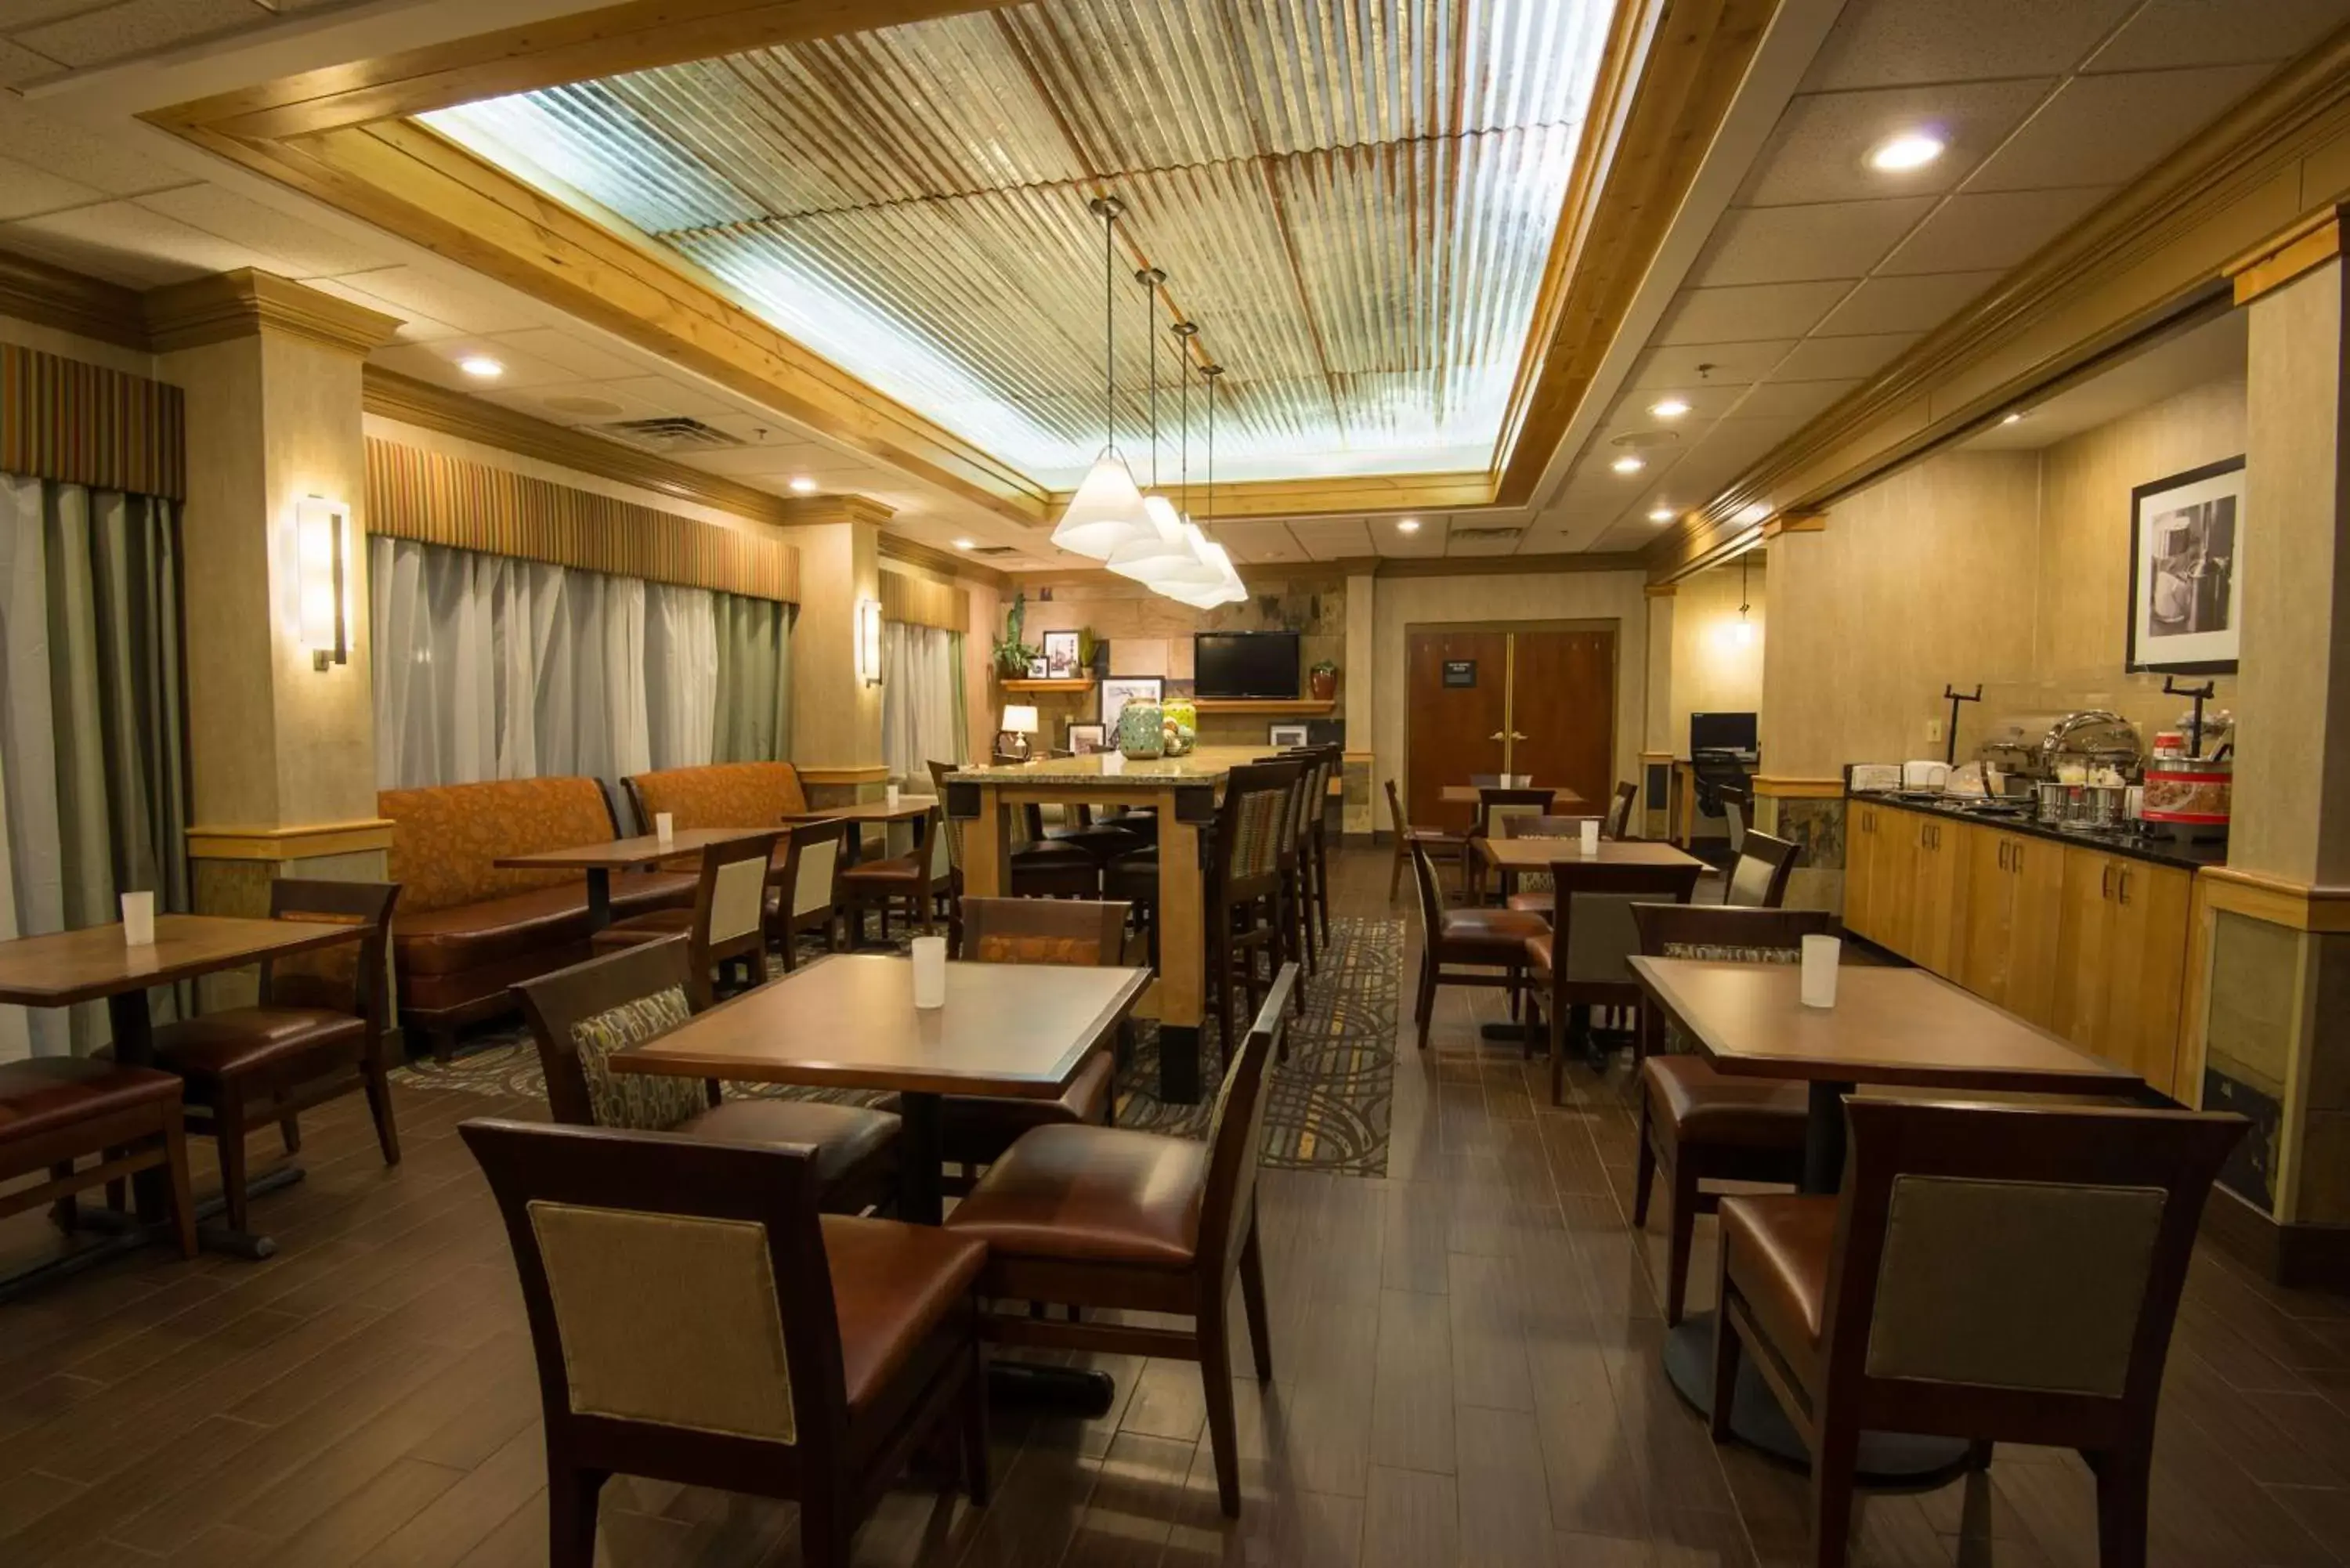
[1668,558,1765,757]
[786,519,884,769]
[1372,570,1651,814]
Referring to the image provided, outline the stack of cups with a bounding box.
[912,935,948,1009]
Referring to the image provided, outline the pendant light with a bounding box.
[1166,362,1249,608]
[1732,551,1756,646]
[1050,195,1150,559]
[1108,318,1220,589]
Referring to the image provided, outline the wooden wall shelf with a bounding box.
[1193,698,1334,715]
[1000,677,1097,693]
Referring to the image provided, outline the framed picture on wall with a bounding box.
[1068,722,1106,755]
[1026,656,1050,679]
[2128,456,2244,674]
[1099,676,1162,732]
[1267,723,1310,747]
[1041,630,1080,680]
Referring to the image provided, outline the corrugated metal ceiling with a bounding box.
[425,0,1615,489]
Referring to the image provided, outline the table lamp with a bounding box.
[998,703,1040,762]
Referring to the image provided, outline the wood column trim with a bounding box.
[1749,776,1842,799]
[2227,207,2345,306]
[187,819,397,860]
[145,269,402,356]
[2195,865,2350,933]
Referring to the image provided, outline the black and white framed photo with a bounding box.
[1099,675,1162,731]
[1041,630,1081,680]
[1067,722,1106,755]
[1026,656,1050,679]
[2128,456,2244,674]
[1267,723,1310,747]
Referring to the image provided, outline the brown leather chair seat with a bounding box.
[146,1008,367,1091]
[1642,1054,1810,1151]
[0,1057,185,1143]
[1506,891,1554,916]
[590,905,695,952]
[1460,906,1550,963]
[396,872,696,974]
[946,1123,1206,1268]
[681,1099,901,1190]
[881,1050,1115,1169]
[820,1216,989,1413]
[1719,1192,1836,1356]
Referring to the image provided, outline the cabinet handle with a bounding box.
[1999,841,2010,872]
[2117,869,2131,906]
[2101,864,2113,900]
[2012,843,2023,876]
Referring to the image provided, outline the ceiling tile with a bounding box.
[0,154,109,222]
[470,378,678,425]
[1376,515,1448,556]
[1876,186,2111,275]
[0,40,64,88]
[133,183,390,277]
[1769,332,1919,382]
[1630,340,1800,391]
[1738,78,2057,208]
[1965,65,2276,193]
[1284,517,1372,557]
[1654,280,1854,345]
[15,0,261,68]
[325,266,547,336]
[321,277,456,341]
[481,326,649,383]
[1603,381,1749,425]
[1730,377,1865,421]
[0,96,192,197]
[1800,0,2138,90]
[1690,198,1936,287]
[2,199,258,286]
[1681,414,1813,472]
[1811,269,2005,336]
[2085,0,2350,72]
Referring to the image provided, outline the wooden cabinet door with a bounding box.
[2102,862,2193,1097]
[1957,826,2016,1005]
[2004,835,2065,1031]
[1844,805,1878,940]
[1907,817,1961,977]
[2052,847,2119,1053]
[1867,808,1917,958]
[1405,629,1509,836]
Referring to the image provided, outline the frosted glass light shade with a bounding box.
[1107,497,1220,587]
[1050,450,1149,558]
[1165,535,1247,608]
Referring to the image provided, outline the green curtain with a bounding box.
[947,630,970,763]
[711,592,794,762]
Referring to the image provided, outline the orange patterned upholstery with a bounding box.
[381,777,620,914]
[627,763,808,833]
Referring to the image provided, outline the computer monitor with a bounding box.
[1690,711,1758,755]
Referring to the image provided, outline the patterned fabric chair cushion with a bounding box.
[1231,787,1289,878]
[1657,941,1800,1051]
[629,763,808,833]
[569,985,706,1131]
[381,777,619,913]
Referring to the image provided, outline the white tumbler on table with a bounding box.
[654,811,674,847]
[886,783,901,810]
[911,935,948,1009]
[1800,934,1841,1008]
[121,891,155,947]
[1579,818,1600,856]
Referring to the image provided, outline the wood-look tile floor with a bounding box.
[2,847,2346,1567]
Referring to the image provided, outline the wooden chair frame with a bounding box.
[1523,859,1704,1102]
[1384,778,1464,904]
[1606,780,1640,840]
[840,806,943,945]
[599,831,779,1008]
[4,1069,197,1265]
[1407,837,1540,1051]
[1470,787,1555,901]
[1211,761,1306,1050]
[461,1118,987,1568]
[772,818,849,966]
[1725,828,1801,908]
[514,939,712,1129]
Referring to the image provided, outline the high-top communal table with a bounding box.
[946,747,1262,1104]
[1628,956,2142,1479]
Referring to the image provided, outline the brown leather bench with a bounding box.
[382,777,694,1057]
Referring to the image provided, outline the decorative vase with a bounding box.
[1160,697,1197,755]
[1309,667,1337,702]
[1117,700,1166,760]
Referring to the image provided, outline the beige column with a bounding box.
[1640,583,1676,840]
[785,512,888,804]
[1743,518,1840,910]
[1343,570,1375,835]
[2189,246,2350,1267]
[150,273,401,948]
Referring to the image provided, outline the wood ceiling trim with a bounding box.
[1645,20,2350,582]
[148,0,1024,142]
[877,533,1010,592]
[1052,471,1498,524]
[1489,0,1777,508]
[0,247,149,350]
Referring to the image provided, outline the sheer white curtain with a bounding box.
[371,537,723,789]
[880,620,965,786]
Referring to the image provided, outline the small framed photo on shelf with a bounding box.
[1267,723,1310,747]
[1026,656,1050,679]
[1041,630,1081,680]
[1099,675,1163,730]
[1067,722,1106,755]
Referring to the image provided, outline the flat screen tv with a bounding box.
[1690,710,1758,754]
[1195,631,1300,699]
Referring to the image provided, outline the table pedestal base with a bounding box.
[1661,1313,1971,1484]
[0,1164,303,1302]
[985,1359,1117,1418]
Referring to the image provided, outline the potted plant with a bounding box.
[1309,659,1338,702]
[993,591,1039,678]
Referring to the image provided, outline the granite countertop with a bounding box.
[1849,790,2229,872]
[948,745,1264,786]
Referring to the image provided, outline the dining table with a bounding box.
[1439,782,1584,809]
[494,827,772,930]
[1474,833,1699,894]
[0,914,371,1281]
[782,795,938,867]
[1628,955,2144,1479]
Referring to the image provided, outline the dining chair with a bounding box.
[927,762,1100,944]
[512,939,899,1215]
[143,879,403,1236]
[1254,750,1318,977]
[1407,838,1548,1051]
[1385,778,1465,903]
[1624,902,1832,1324]
[1605,780,1641,840]
[769,818,848,970]
[1719,782,1751,854]
[1470,787,1555,902]
[1520,858,1704,1102]
[1712,1097,2244,1568]
[1495,813,1604,916]
[1209,761,1307,1046]
[461,1118,990,1568]
[1284,744,1340,953]
[591,831,779,1008]
[840,806,943,945]
[1,1056,197,1266]
[1725,829,1801,907]
[945,964,1296,1518]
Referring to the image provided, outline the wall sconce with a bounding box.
[855,598,883,686]
[296,495,351,671]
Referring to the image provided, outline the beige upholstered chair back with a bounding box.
[1725,829,1799,908]
[709,854,770,945]
[927,808,953,880]
[793,836,841,919]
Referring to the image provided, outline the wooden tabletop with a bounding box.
[1477,836,1701,871]
[0,916,367,1007]
[493,828,771,873]
[1441,784,1585,807]
[1629,957,2142,1094]
[949,746,1261,787]
[610,953,1152,1098]
[781,797,938,825]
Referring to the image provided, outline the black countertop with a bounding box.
[1848,791,2229,873]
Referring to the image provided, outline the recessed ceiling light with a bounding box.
[1611,455,1646,475]
[953,537,976,549]
[1868,132,1945,172]
[789,476,819,493]
[1648,398,1690,420]
[1396,517,1421,533]
[1648,506,1675,523]
[457,355,504,379]
[2001,410,2027,425]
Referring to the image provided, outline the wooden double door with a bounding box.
[1405,624,1616,835]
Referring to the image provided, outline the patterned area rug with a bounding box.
[390,915,1401,1177]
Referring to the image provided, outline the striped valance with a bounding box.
[0,344,185,500]
[880,566,968,632]
[365,439,799,602]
